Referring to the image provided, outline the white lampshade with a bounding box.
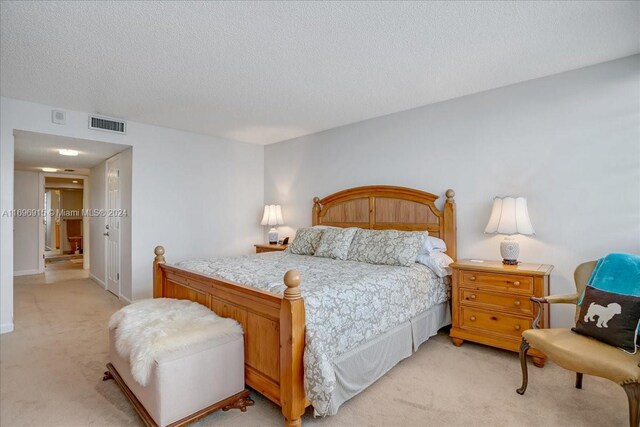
[260,205,284,226]
[484,197,535,236]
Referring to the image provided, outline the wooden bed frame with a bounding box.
[153,185,456,426]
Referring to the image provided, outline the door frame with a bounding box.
[38,173,90,274]
[105,154,121,297]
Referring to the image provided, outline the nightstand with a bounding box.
[254,243,288,253]
[449,259,553,367]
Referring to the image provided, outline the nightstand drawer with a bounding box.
[460,289,532,315]
[459,307,531,339]
[460,271,533,294]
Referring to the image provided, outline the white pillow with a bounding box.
[418,236,447,256]
[416,251,454,277]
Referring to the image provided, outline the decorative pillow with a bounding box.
[416,251,454,277]
[287,227,323,255]
[314,227,358,260]
[347,229,426,267]
[572,286,640,354]
[583,253,640,337]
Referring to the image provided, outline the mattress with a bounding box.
[176,251,450,415]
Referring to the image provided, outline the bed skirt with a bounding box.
[326,301,451,415]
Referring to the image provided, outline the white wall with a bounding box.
[1,97,265,333]
[265,55,640,328]
[13,171,40,276]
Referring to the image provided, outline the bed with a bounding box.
[152,185,457,426]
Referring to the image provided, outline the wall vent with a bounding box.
[89,115,126,134]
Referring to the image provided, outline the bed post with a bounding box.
[153,246,166,298]
[312,197,321,226]
[444,190,457,261]
[280,270,306,427]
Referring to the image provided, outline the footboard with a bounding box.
[153,247,306,426]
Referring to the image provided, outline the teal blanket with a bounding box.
[589,252,640,296]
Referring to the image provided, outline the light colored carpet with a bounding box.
[1,266,627,427]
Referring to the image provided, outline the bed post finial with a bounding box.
[153,246,166,298]
[154,246,165,263]
[312,197,321,226]
[446,189,455,202]
[283,270,302,300]
[443,190,457,261]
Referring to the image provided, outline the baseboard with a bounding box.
[13,269,40,277]
[119,294,132,305]
[0,323,15,334]
[89,274,106,289]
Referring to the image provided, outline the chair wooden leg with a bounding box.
[516,338,530,395]
[575,372,583,389]
[623,383,640,427]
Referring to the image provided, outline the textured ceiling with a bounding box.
[2,1,638,145]
[14,130,129,175]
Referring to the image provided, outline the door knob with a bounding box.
[103,232,109,236]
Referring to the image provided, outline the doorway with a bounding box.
[12,130,132,303]
[40,174,88,272]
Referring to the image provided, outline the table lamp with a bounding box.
[484,196,535,265]
[261,204,284,244]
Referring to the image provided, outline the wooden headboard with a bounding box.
[312,185,457,260]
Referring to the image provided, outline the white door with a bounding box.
[106,156,120,296]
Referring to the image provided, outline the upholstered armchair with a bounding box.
[516,261,640,427]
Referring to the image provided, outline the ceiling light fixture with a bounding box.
[59,149,79,156]
[42,167,58,172]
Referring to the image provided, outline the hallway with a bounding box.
[0,266,128,426]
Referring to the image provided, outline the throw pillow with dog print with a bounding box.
[572,286,640,354]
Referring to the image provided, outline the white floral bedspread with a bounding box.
[175,252,449,415]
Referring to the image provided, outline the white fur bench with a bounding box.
[103,298,253,427]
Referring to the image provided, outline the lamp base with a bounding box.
[500,236,520,265]
[268,228,278,244]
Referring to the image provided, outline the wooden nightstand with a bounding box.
[254,243,288,253]
[449,259,553,367]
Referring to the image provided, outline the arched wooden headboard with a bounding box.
[312,185,457,260]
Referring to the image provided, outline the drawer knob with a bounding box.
[514,300,521,306]
[470,294,477,300]
[470,316,477,321]
[513,281,521,286]
[470,276,476,281]
[514,325,522,331]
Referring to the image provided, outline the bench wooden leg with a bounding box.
[516,338,530,395]
[222,393,255,412]
[102,370,114,381]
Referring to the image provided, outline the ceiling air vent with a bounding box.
[88,115,126,134]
